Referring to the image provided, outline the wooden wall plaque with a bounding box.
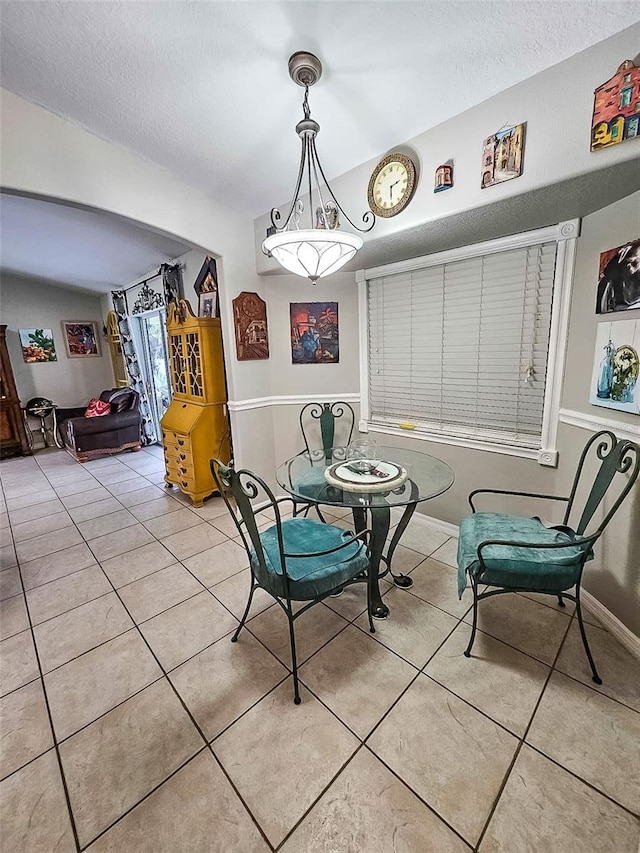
[232,292,269,361]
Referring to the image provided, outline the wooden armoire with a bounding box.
[0,325,31,458]
[161,300,231,506]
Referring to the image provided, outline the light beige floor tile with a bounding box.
[556,620,640,712]
[355,587,459,668]
[406,557,472,618]
[0,541,17,569]
[20,542,98,590]
[369,674,518,846]
[139,591,238,671]
[59,679,203,847]
[86,748,269,853]
[119,563,203,623]
[67,497,123,523]
[386,543,428,575]
[0,630,39,697]
[209,568,275,620]
[61,486,112,508]
[144,508,201,538]
[11,510,74,543]
[104,475,149,495]
[26,565,112,625]
[323,578,389,622]
[0,679,53,779]
[210,511,249,538]
[160,522,227,561]
[88,523,154,561]
[281,746,470,853]
[0,567,22,601]
[100,540,176,588]
[183,539,249,587]
[462,592,570,664]
[480,744,640,853]
[189,496,228,521]
[170,630,287,741]
[425,624,549,736]
[0,510,8,531]
[0,749,76,853]
[143,469,170,485]
[300,625,417,738]
[392,521,449,557]
[5,488,58,510]
[54,478,100,497]
[129,495,183,521]
[0,594,29,640]
[8,498,65,525]
[117,484,167,507]
[429,536,459,568]
[15,525,83,563]
[45,629,162,741]
[526,671,640,813]
[78,507,137,541]
[92,468,141,486]
[214,679,359,847]
[248,598,347,667]
[34,592,133,673]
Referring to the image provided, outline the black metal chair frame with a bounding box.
[211,458,372,704]
[463,431,639,685]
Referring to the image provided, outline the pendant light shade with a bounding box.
[262,52,374,283]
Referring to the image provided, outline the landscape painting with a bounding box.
[290,302,339,364]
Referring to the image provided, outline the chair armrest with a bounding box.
[284,528,371,559]
[57,406,87,421]
[475,533,597,571]
[67,410,141,437]
[468,488,569,513]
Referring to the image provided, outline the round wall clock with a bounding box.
[367,152,417,218]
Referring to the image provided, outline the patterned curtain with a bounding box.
[111,290,157,445]
[161,263,183,308]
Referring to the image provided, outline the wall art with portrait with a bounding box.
[62,321,101,357]
[595,238,640,314]
[590,319,640,415]
[19,329,57,363]
[290,302,339,364]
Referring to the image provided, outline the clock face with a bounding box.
[368,153,417,217]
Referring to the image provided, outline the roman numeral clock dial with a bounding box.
[367,152,417,218]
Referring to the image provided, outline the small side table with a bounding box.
[22,402,64,450]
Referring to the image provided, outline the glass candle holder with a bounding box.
[346,438,380,473]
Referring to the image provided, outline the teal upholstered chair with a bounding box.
[457,431,639,684]
[292,401,355,520]
[211,459,371,704]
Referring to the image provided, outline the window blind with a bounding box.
[367,241,557,449]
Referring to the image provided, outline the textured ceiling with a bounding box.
[1,1,639,217]
[0,194,191,293]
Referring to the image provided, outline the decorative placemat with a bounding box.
[324,460,408,493]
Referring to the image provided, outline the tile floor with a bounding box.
[0,447,639,852]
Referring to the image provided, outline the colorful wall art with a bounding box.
[19,328,57,363]
[232,292,269,361]
[290,302,339,364]
[481,123,526,188]
[62,321,101,357]
[590,319,640,415]
[595,238,640,314]
[591,60,640,151]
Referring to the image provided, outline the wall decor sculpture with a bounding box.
[232,292,269,361]
[591,60,640,151]
[19,329,57,363]
[290,302,339,364]
[595,238,640,314]
[481,123,526,188]
[590,319,640,415]
[434,163,453,192]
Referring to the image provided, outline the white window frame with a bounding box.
[357,219,580,467]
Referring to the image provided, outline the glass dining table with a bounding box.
[275,445,454,620]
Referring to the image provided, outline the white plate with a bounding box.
[324,460,409,493]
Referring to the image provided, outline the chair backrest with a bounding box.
[299,401,355,463]
[100,388,139,412]
[564,430,640,537]
[210,459,287,580]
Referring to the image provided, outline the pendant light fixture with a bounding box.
[262,52,375,284]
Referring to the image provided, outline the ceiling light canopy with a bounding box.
[262,52,375,283]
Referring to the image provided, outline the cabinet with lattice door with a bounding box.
[161,299,231,506]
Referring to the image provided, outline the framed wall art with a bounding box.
[19,328,57,363]
[198,292,217,319]
[591,60,640,152]
[595,238,640,314]
[232,291,269,360]
[62,321,101,357]
[590,319,640,415]
[290,302,339,364]
[481,123,526,188]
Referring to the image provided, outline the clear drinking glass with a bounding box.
[346,438,380,473]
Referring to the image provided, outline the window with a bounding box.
[620,87,632,108]
[359,223,579,464]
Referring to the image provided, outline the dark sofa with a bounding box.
[58,388,142,462]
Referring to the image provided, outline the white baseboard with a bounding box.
[580,589,640,659]
[410,511,460,539]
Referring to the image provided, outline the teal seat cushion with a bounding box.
[292,466,328,503]
[457,512,593,598]
[251,517,368,601]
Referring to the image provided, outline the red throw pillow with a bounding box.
[84,399,111,418]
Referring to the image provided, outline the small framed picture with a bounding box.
[61,322,101,357]
[199,292,217,318]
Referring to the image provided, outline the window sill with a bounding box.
[361,421,558,466]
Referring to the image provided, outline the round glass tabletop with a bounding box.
[276,445,454,509]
